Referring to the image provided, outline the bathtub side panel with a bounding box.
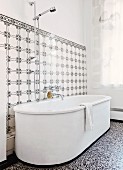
[14,98,110,165]
[15,110,85,165]
[79,100,110,151]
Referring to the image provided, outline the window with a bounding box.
[92,0,123,87]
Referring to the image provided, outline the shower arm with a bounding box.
[33,9,51,20]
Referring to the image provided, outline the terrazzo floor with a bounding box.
[5,121,123,170]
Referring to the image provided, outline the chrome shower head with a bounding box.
[50,7,56,12]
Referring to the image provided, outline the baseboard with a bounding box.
[111,119,123,123]
[0,160,7,170]
[0,152,18,169]
[111,111,123,120]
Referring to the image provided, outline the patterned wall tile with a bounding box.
[0,14,87,151]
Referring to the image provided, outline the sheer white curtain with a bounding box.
[92,0,123,88]
[0,50,6,162]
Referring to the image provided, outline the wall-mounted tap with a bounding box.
[46,85,63,100]
[53,93,64,100]
[47,91,64,100]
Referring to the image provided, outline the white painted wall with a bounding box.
[24,0,85,45]
[0,50,6,162]
[0,0,86,45]
[0,0,26,160]
[0,0,25,20]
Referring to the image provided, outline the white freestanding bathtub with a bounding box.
[14,95,111,165]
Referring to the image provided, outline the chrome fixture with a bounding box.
[50,85,64,100]
[46,85,63,100]
[33,7,56,20]
[29,1,56,101]
[52,93,64,100]
[29,1,39,100]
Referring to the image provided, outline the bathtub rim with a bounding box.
[14,106,85,115]
[14,95,111,115]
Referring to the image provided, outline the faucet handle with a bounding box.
[47,91,53,99]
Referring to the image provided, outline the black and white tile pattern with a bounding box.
[0,14,87,138]
[5,121,123,170]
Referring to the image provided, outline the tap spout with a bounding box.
[53,93,64,100]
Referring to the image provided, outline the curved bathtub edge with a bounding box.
[13,95,111,115]
[14,106,85,115]
[15,127,110,167]
[90,96,111,106]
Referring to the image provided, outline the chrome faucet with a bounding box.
[52,93,64,100]
[46,85,64,100]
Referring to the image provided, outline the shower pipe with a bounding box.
[29,1,56,101]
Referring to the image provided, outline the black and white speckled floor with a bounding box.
[5,121,123,170]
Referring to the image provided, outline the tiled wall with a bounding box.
[0,14,87,154]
